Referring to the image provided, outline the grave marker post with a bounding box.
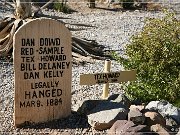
[80,60,136,99]
[102,59,111,99]
[13,18,72,126]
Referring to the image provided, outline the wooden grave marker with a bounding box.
[13,18,72,126]
[80,60,136,99]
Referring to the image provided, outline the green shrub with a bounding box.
[114,11,180,105]
[53,1,71,13]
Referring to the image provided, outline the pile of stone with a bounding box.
[77,94,180,135]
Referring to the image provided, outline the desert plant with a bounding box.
[120,0,134,9]
[88,0,96,8]
[113,11,180,105]
[53,0,71,13]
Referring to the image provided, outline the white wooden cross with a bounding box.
[80,60,136,99]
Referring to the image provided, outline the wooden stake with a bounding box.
[102,59,111,99]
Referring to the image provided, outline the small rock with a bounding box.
[145,101,180,124]
[108,94,131,109]
[144,111,166,127]
[165,115,178,127]
[77,100,101,115]
[177,127,180,135]
[88,101,128,130]
[151,124,172,135]
[128,108,145,125]
[130,105,145,112]
[108,120,150,135]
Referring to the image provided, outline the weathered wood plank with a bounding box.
[80,70,136,85]
[14,18,72,126]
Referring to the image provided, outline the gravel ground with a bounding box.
[0,1,179,134]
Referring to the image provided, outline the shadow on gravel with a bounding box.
[68,23,97,28]
[95,7,143,12]
[68,23,97,31]
[96,7,122,12]
[35,14,72,20]
[18,111,90,129]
